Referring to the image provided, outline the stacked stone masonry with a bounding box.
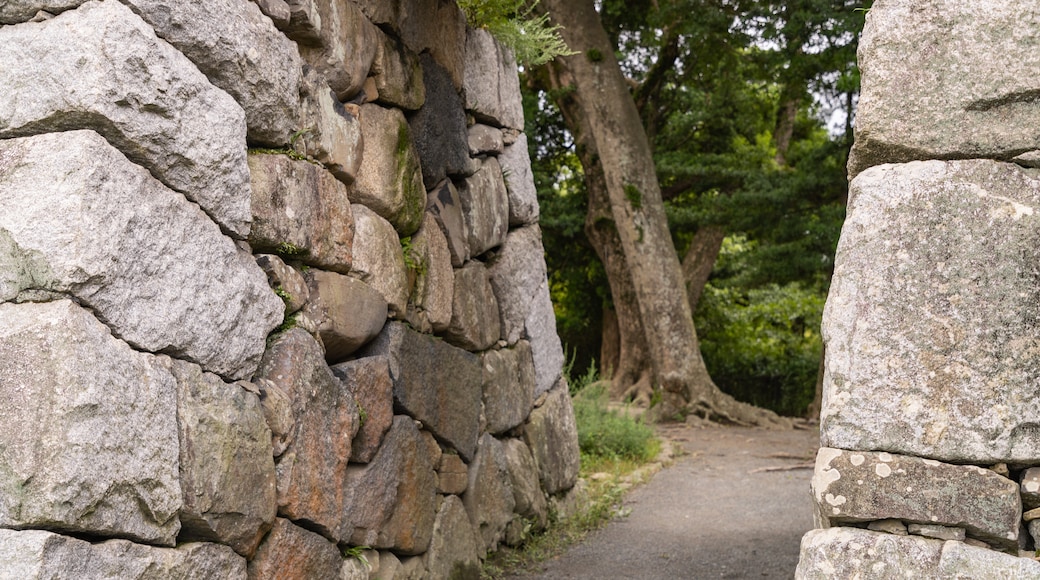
[797,0,1040,576]
[0,1,578,579]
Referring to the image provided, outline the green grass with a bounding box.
[482,362,659,578]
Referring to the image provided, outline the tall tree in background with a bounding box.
[533,0,867,420]
[538,0,780,424]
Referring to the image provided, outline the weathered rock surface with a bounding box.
[0,1,252,237]
[1022,467,1040,510]
[487,225,550,343]
[247,518,343,580]
[298,67,365,185]
[468,124,504,156]
[458,157,510,257]
[464,434,517,553]
[502,437,549,532]
[499,134,541,226]
[425,495,482,580]
[427,179,471,267]
[256,254,309,315]
[357,322,483,461]
[358,0,466,90]
[850,0,1040,177]
[437,453,469,495]
[0,1,87,24]
[524,380,581,495]
[257,329,360,542]
[372,29,425,111]
[410,53,470,186]
[248,152,355,273]
[302,269,388,362]
[331,357,395,463]
[292,0,378,101]
[482,342,536,434]
[822,160,1040,463]
[117,0,302,146]
[253,0,291,28]
[351,104,426,236]
[0,131,282,380]
[795,527,1040,579]
[525,281,567,397]
[340,416,438,554]
[349,204,411,318]
[0,300,181,546]
[405,213,455,334]
[169,359,276,558]
[464,27,524,130]
[0,529,245,580]
[445,261,502,352]
[811,448,1021,548]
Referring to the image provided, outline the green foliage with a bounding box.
[275,242,308,258]
[341,545,370,568]
[572,369,657,462]
[458,0,576,66]
[623,184,643,210]
[586,48,603,62]
[400,236,425,275]
[695,266,824,416]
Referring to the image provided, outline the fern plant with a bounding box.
[458,0,575,67]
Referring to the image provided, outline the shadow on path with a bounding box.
[510,423,819,579]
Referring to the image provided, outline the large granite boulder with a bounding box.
[0,300,181,546]
[427,178,471,267]
[811,448,1021,548]
[247,518,343,580]
[444,261,501,352]
[331,356,395,463]
[0,529,245,580]
[482,342,536,435]
[850,0,1040,177]
[357,0,467,89]
[464,27,524,130]
[405,212,455,334]
[458,157,510,257]
[371,29,425,111]
[116,0,302,146]
[524,379,581,495]
[425,495,482,580]
[0,0,252,237]
[796,527,1040,579]
[463,434,516,553]
[349,204,411,318]
[257,329,360,543]
[1,1,88,23]
[289,0,379,101]
[169,359,277,558]
[357,322,482,461]
[301,269,387,362]
[298,66,365,185]
[822,160,1040,463]
[499,134,541,226]
[248,152,355,273]
[351,104,426,236]
[501,438,549,533]
[0,130,283,380]
[409,53,470,186]
[339,416,438,554]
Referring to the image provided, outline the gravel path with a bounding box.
[510,422,819,579]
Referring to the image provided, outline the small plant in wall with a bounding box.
[457,0,576,66]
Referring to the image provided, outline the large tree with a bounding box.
[538,0,782,424]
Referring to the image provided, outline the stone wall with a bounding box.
[0,1,579,578]
[796,0,1040,576]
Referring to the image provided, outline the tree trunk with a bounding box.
[541,0,784,426]
[681,225,726,314]
[773,96,799,167]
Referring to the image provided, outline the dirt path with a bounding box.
[510,421,819,579]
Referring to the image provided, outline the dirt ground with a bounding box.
[510,421,820,579]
